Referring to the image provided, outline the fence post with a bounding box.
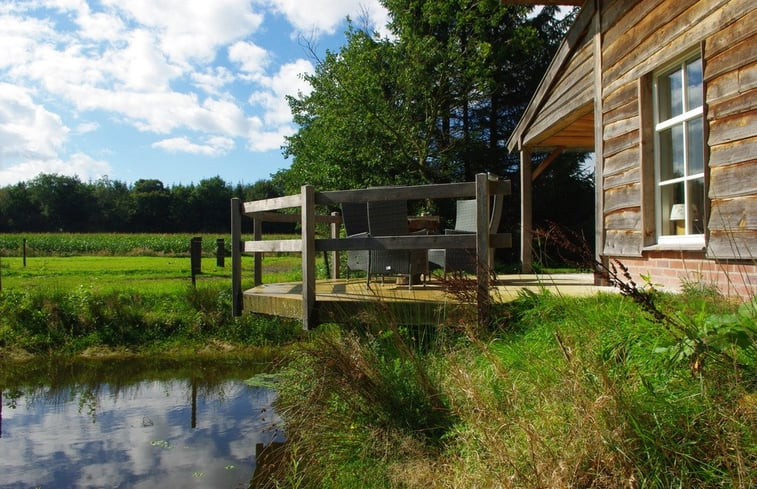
[231,198,242,317]
[216,238,225,267]
[475,173,490,329]
[330,211,340,279]
[22,238,27,267]
[190,237,202,287]
[301,185,315,330]
[253,218,262,287]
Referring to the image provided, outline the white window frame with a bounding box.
[652,50,705,247]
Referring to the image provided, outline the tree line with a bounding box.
[0,174,285,233]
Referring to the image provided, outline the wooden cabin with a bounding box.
[507,0,756,299]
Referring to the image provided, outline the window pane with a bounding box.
[658,67,683,121]
[661,182,685,236]
[686,57,703,110]
[687,116,704,175]
[659,124,685,180]
[688,178,705,234]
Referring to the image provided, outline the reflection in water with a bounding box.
[0,356,284,489]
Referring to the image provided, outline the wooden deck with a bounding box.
[243,274,616,325]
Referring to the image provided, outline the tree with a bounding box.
[130,179,171,232]
[27,174,93,231]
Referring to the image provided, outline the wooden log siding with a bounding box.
[704,8,757,259]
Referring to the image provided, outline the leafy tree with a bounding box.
[91,176,133,231]
[27,174,93,231]
[130,179,171,232]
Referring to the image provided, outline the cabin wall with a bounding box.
[598,0,756,274]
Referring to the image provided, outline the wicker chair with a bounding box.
[367,200,428,288]
[341,202,370,279]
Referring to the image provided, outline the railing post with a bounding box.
[520,147,533,273]
[476,172,490,328]
[301,185,316,330]
[330,211,340,279]
[253,218,262,286]
[231,198,242,317]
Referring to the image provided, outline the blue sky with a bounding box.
[0,0,392,186]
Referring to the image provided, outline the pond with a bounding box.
[0,355,284,489]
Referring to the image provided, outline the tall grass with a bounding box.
[269,280,755,488]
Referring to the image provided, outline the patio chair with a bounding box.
[428,194,504,275]
[367,200,428,288]
[341,202,370,279]
[428,199,477,274]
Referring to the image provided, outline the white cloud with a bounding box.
[74,121,99,134]
[152,135,235,156]
[265,0,389,37]
[190,67,235,95]
[0,153,112,186]
[250,58,313,126]
[0,83,68,161]
[228,40,269,76]
[102,0,264,65]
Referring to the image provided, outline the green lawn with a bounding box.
[0,254,317,294]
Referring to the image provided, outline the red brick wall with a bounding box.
[607,251,756,301]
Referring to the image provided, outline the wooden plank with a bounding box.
[639,74,657,248]
[603,99,638,126]
[740,61,757,91]
[594,13,605,267]
[602,0,666,49]
[301,185,315,330]
[313,233,512,252]
[604,166,640,189]
[709,162,757,199]
[708,109,757,146]
[244,240,302,253]
[603,0,694,72]
[330,211,340,279]
[707,230,757,259]
[525,83,594,145]
[507,1,596,152]
[602,81,637,114]
[605,208,642,230]
[247,211,339,224]
[603,229,643,257]
[244,194,301,214]
[520,147,533,273]
[603,146,638,176]
[253,218,262,286]
[603,129,639,158]
[488,179,512,196]
[704,33,757,82]
[603,0,747,96]
[476,173,490,328]
[704,7,757,59]
[604,182,641,214]
[707,87,757,120]
[316,182,475,205]
[231,198,242,317]
[536,42,594,116]
[603,114,639,141]
[709,136,757,167]
[532,146,564,181]
[709,195,757,231]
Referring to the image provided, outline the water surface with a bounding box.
[0,356,283,489]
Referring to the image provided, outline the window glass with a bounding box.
[659,125,685,180]
[658,68,683,120]
[687,178,705,234]
[660,181,684,236]
[686,57,703,110]
[687,117,704,174]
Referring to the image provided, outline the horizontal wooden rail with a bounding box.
[247,211,341,224]
[316,182,476,205]
[241,233,512,254]
[243,194,302,214]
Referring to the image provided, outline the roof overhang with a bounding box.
[506,1,597,153]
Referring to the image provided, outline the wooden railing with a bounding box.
[231,173,511,329]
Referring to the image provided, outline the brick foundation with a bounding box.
[605,250,756,301]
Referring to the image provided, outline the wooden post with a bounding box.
[475,173,490,328]
[520,146,533,273]
[301,185,315,330]
[231,198,242,317]
[216,238,225,267]
[593,1,605,275]
[22,238,26,267]
[330,211,340,279]
[253,218,262,286]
